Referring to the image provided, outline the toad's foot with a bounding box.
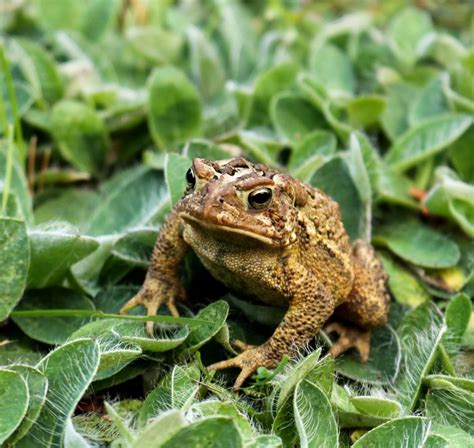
[231,339,256,352]
[207,345,279,390]
[120,278,184,335]
[324,322,371,362]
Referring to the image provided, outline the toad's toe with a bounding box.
[325,322,371,363]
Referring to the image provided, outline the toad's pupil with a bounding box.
[248,188,272,209]
[186,168,195,187]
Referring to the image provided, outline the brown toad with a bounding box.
[121,157,389,388]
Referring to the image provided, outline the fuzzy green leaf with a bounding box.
[147,67,202,150]
[385,114,472,172]
[0,216,29,321]
[293,380,338,448]
[16,339,100,448]
[0,369,29,444]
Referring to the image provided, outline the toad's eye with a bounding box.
[248,188,272,209]
[186,168,195,188]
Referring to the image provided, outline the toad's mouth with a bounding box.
[179,212,280,247]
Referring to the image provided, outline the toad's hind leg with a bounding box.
[327,240,389,361]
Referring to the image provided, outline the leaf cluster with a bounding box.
[0,1,473,446]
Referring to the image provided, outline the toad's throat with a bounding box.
[179,212,281,247]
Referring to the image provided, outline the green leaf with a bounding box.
[379,252,430,307]
[106,228,156,270]
[293,380,338,448]
[69,319,142,381]
[352,416,431,447]
[275,349,321,411]
[270,93,325,143]
[28,224,99,288]
[183,139,237,161]
[123,325,189,353]
[424,167,474,238]
[249,63,298,125]
[1,77,34,122]
[239,129,280,166]
[86,166,168,236]
[376,167,418,209]
[426,388,474,436]
[0,369,29,444]
[288,130,336,183]
[309,43,355,96]
[253,435,283,448]
[165,153,191,206]
[92,361,148,392]
[216,0,256,80]
[449,125,474,183]
[34,189,99,233]
[442,293,472,355]
[70,236,118,294]
[0,327,43,367]
[132,410,187,448]
[353,132,382,197]
[348,133,372,241]
[409,78,449,126]
[331,384,394,429]
[224,293,284,327]
[374,218,460,269]
[297,74,353,140]
[0,142,33,223]
[272,394,297,447]
[0,216,29,321]
[161,416,243,448]
[395,303,446,411]
[93,285,138,314]
[17,339,100,448]
[139,364,201,426]
[12,39,64,104]
[192,401,254,445]
[350,397,402,419]
[388,7,433,67]
[68,412,115,446]
[102,401,133,445]
[126,26,182,65]
[310,157,364,240]
[63,418,91,448]
[385,114,472,171]
[50,100,109,175]
[80,0,120,42]
[12,287,95,344]
[180,300,229,355]
[430,423,474,448]
[424,374,474,393]
[34,0,84,30]
[334,325,401,385]
[304,355,335,397]
[6,365,48,445]
[187,25,225,100]
[382,82,419,141]
[419,31,468,68]
[347,95,386,129]
[147,67,202,150]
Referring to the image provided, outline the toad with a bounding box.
[121,158,389,389]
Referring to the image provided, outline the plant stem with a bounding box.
[10,308,206,326]
[0,43,25,162]
[1,123,14,214]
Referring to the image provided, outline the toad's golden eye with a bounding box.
[186,168,195,188]
[248,188,272,209]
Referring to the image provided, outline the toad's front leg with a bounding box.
[120,209,189,334]
[208,283,336,389]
